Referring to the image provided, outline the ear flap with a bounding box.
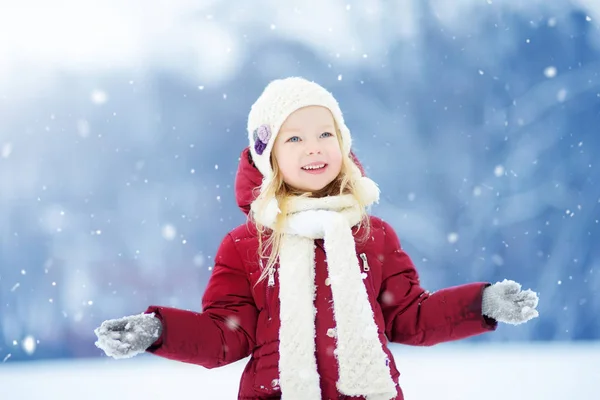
[250,176,282,228]
[349,151,366,176]
[347,151,380,206]
[349,161,380,206]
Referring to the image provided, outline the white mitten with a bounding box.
[482,279,539,325]
[94,312,163,359]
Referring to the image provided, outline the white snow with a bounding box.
[21,336,36,356]
[161,224,177,241]
[0,343,597,399]
[494,165,505,177]
[447,232,459,244]
[2,0,600,91]
[90,90,108,105]
[557,89,568,102]
[1,142,13,158]
[544,66,558,78]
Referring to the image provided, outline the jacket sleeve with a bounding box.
[144,233,258,368]
[379,220,497,346]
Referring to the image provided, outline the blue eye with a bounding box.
[287,136,301,142]
[321,132,334,138]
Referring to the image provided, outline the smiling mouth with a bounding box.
[301,163,327,170]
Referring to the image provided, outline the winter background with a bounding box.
[1,0,599,398]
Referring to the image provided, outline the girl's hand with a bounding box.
[482,279,539,325]
[94,313,162,359]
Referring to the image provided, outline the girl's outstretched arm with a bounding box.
[378,220,497,346]
[145,233,258,368]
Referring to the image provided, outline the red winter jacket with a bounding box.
[145,148,497,399]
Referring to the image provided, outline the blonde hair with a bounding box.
[250,126,372,285]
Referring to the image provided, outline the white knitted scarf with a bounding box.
[253,194,397,400]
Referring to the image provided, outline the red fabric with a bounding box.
[146,147,497,399]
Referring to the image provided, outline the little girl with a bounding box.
[94,77,539,400]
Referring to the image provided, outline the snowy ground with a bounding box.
[1,343,598,399]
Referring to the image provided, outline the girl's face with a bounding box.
[273,106,343,193]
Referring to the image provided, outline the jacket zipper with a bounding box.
[360,253,376,296]
[360,253,370,272]
[263,259,274,322]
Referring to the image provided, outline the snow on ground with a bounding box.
[1,343,598,399]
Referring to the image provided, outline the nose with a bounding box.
[305,139,321,155]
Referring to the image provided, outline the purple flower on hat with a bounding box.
[253,124,271,156]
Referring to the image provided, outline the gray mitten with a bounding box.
[94,312,163,359]
[482,279,539,325]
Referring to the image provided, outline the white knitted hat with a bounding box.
[247,77,379,225]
